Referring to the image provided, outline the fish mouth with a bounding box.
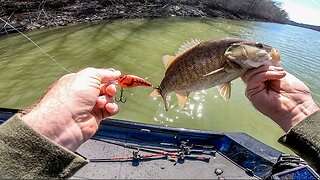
[244,52,272,68]
[228,51,271,68]
[225,49,247,68]
[270,48,281,66]
[225,52,249,69]
[224,50,243,68]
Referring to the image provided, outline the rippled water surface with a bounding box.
[1,18,319,152]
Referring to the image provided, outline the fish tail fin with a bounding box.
[150,87,169,111]
[163,95,169,111]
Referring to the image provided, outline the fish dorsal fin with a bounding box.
[175,38,202,56]
[203,67,224,77]
[216,82,231,100]
[175,92,189,108]
[162,55,177,70]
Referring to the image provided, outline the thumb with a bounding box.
[96,68,121,84]
[80,68,121,84]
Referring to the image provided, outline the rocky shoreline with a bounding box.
[0,0,287,35]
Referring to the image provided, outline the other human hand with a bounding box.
[242,65,319,132]
[22,68,121,151]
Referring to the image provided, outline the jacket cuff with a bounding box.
[0,114,88,179]
[278,110,320,173]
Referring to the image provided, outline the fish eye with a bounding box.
[256,43,264,48]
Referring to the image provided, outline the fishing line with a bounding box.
[0,17,72,73]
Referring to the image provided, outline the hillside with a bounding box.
[287,20,320,32]
[0,0,289,35]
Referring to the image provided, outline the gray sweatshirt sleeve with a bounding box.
[0,114,89,179]
[279,110,320,173]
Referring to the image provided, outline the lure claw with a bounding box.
[118,75,153,88]
[115,75,153,103]
[115,88,127,103]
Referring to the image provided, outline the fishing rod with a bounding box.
[90,137,215,163]
[89,152,211,163]
[92,137,216,155]
[92,137,179,152]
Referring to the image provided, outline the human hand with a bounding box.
[21,68,121,151]
[242,65,319,132]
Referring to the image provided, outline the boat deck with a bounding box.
[71,118,282,179]
[0,108,282,179]
[74,138,257,179]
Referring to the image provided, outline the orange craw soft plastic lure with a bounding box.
[117,75,153,88]
[116,75,153,103]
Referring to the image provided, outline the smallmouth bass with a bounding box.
[151,38,281,111]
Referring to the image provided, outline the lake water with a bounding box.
[0,17,319,153]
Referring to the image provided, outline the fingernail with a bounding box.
[107,68,116,72]
[277,71,286,75]
[98,96,106,100]
[274,66,284,71]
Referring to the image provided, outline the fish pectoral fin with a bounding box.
[162,55,176,70]
[150,89,160,97]
[203,67,224,77]
[175,38,201,56]
[176,92,189,108]
[216,82,231,100]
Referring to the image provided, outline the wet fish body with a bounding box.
[151,38,280,111]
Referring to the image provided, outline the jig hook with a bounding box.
[115,87,127,103]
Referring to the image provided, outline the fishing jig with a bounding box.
[116,75,153,103]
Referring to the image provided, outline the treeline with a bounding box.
[208,0,289,23]
[1,0,289,23]
[169,0,289,23]
[104,0,289,23]
[1,0,290,35]
[288,20,320,32]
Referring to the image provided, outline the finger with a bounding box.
[250,70,286,85]
[242,65,284,83]
[100,84,118,96]
[96,95,115,108]
[105,84,118,96]
[79,67,121,84]
[101,103,119,119]
[96,68,121,84]
[246,70,286,90]
[96,96,106,108]
[105,103,119,115]
[93,104,116,122]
